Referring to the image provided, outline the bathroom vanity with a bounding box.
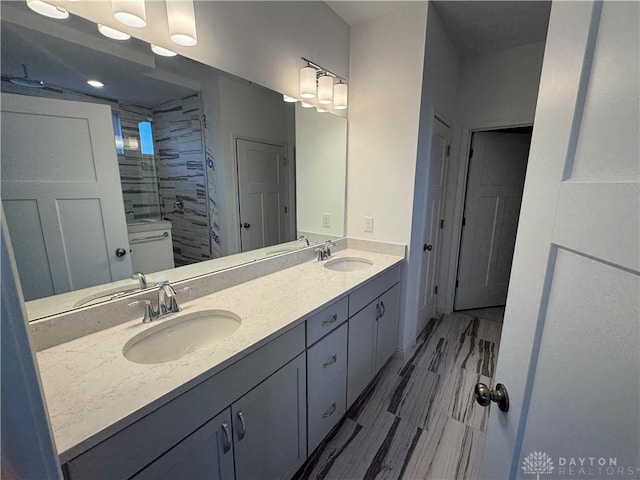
[33,242,404,480]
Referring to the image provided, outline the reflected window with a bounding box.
[138,121,155,155]
[112,111,124,154]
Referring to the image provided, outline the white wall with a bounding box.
[295,104,347,237]
[439,42,546,312]
[403,5,461,352]
[346,3,428,244]
[60,1,350,118]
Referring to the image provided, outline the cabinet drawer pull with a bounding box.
[221,422,231,453]
[322,355,338,368]
[322,314,338,326]
[322,403,337,418]
[237,411,247,440]
[379,300,386,317]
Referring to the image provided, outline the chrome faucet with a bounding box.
[315,239,337,261]
[142,281,181,323]
[132,272,147,289]
[298,235,310,246]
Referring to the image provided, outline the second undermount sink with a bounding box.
[123,310,242,364]
[323,257,373,272]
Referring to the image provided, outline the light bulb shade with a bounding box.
[300,102,314,109]
[98,24,131,40]
[317,75,333,105]
[316,106,327,113]
[166,0,198,46]
[112,0,147,28]
[151,44,177,57]
[300,66,316,99]
[283,95,298,103]
[334,82,348,110]
[26,0,69,19]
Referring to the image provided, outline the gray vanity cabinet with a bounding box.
[232,353,307,480]
[346,266,401,408]
[130,409,234,480]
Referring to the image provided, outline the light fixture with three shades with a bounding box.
[297,57,348,111]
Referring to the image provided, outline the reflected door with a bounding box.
[236,139,287,252]
[1,93,132,300]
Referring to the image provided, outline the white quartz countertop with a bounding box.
[35,248,404,462]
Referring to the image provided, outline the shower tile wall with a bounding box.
[154,93,212,267]
[117,102,162,222]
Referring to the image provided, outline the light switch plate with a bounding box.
[322,213,331,228]
[364,216,374,233]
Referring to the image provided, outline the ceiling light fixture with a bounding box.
[87,80,104,88]
[150,44,177,57]
[112,0,147,28]
[166,0,198,46]
[98,24,131,40]
[299,57,348,110]
[25,0,69,19]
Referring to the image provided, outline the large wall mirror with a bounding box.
[0,2,347,321]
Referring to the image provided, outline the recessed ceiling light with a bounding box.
[87,80,104,88]
[150,44,177,57]
[26,0,69,19]
[98,24,131,41]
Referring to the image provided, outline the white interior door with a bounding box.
[1,93,132,300]
[455,131,530,310]
[483,2,639,478]
[419,118,449,325]
[236,139,287,252]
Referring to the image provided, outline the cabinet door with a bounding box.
[131,408,234,480]
[232,353,307,480]
[347,301,377,408]
[375,283,400,371]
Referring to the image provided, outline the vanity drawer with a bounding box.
[307,323,347,387]
[348,264,401,316]
[307,369,346,453]
[306,297,348,346]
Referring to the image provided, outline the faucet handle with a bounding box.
[143,300,158,323]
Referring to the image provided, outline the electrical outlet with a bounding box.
[364,216,374,233]
[322,213,331,228]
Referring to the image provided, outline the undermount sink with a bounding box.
[73,285,141,308]
[323,257,373,272]
[123,310,242,364]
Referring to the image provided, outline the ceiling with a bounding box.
[326,1,551,58]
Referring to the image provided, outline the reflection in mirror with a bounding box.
[0,3,347,321]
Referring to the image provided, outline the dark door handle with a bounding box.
[115,247,127,257]
[474,383,509,412]
[424,244,432,251]
[242,223,251,229]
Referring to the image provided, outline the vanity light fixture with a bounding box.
[316,106,328,113]
[300,102,314,109]
[299,57,348,110]
[98,24,131,40]
[166,0,198,46]
[25,0,69,19]
[317,75,333,105]
[87,79,105,88]
[151,44,178,57]
[333,80,348,110]
[112,0,147,28]
[300,65,317,99]
[283,95,298,103]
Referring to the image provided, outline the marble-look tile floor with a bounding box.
[295,308,504,480]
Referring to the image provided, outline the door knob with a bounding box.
[115,247,127,257]
[474,382,509,412]
[242,223,251,229]
[424,244,433,251]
